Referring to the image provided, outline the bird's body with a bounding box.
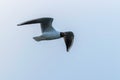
[33,31,61,41]
[18,17,74,52]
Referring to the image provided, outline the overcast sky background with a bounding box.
[0,0,120,80]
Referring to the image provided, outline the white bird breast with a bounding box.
[42,31,61,40]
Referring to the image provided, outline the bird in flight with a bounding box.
[17,17,74,52]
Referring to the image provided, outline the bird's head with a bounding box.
[60,32,65,37]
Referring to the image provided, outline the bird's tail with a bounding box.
[33,36,44,42]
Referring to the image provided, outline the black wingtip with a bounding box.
[66,49,69,52]
[17,24,21,26]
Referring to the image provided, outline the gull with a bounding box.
[17,17,74,52]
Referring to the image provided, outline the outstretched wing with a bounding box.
[64,31,74,52]
[17,17,56,33]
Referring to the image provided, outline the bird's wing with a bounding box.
[63,31,74,52]
[17,17,56,33]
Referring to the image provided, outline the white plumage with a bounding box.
[18,17,74,52]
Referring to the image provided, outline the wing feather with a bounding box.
[64,31,74,52]
[17,17,56,33]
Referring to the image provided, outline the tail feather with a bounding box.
[33,36,43,42]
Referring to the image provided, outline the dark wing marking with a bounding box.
[64,31,74,52]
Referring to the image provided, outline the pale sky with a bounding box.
[0,0,120,80]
